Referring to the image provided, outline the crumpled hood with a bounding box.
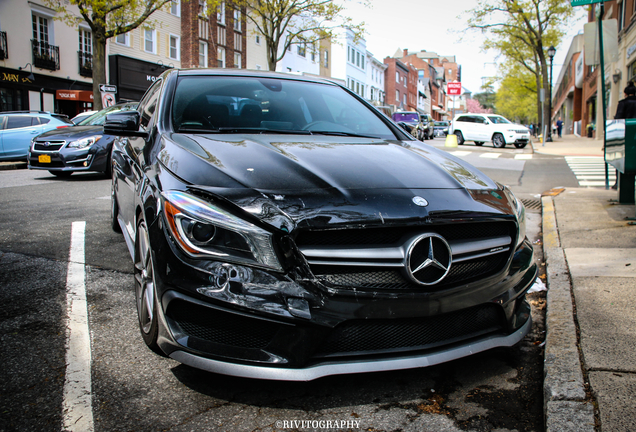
[158,133,511,231]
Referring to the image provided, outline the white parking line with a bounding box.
[63,221,94,432]
[450,151,472,156]
[480,153,502,159]
[514,154,533,160]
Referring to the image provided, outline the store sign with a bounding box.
[571,0,607,5]
[1,71,33,84]
[56,90,93,101]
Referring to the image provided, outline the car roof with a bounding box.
[0,111,68,117]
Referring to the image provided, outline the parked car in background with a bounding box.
[70,110,97,125]
[0,112,72,161]
[392,111,434,140]
[28,102,138,177]
[106,69,536,381]
[434,121,450,137]
[449,114,531,148]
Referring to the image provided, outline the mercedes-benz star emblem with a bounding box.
[412,196,429,207]
[405,233,452,285]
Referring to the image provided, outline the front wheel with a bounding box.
[492,133,506,148]
[455,131,464,145]
[134,220,162,355]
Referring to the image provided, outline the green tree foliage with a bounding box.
[473,91,497,112]
[234,0,365,71]
[45,0,173,110]
[465,0,574,137]
[496,62,537,123]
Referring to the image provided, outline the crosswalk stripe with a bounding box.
[565,156,614,187]
[450,151,471,156]
[514,154,533,160]
[480,153,501,159]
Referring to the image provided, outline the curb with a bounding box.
[541,196,596,431]
[0,161,27,171]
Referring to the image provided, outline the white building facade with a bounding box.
[331,29,367,99]
[366,52,386,105]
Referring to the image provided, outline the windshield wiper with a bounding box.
[216,127,312,135]
[177,127,220,133]
[309,130,380,139]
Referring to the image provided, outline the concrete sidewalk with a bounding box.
[532,133,604,157]
[540,133,636,431]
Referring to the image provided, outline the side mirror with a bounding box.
[104,110,148,137]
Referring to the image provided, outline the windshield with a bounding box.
[434,121,449,127]
[172,76,397,140]
[78,103,139,126]
[392,112,420,123]
[487,116,512,124]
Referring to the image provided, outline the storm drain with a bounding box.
[521,198,542,212]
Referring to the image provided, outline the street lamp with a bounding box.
[546,45,556,142]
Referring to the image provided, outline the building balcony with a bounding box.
[78,51,92,77]
[31,39,60,71]
[0,31,7,60]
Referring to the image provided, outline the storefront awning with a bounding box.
[56,90,93,102]
[432,106,441,111]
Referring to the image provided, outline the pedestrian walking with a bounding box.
[556,117,563,138]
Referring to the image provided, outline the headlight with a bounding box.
[162,190,282,271]
[67,135,101,149]
[502,187,526,248]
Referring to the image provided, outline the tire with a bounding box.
[134,220,163,355]
[514,141,528,149]
[455,131,464,145]
[492,133,506,148]
[474,141,484,146]
[49,170,72,178]
[111,174,122,233]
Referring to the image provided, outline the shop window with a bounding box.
[234,51,241,68]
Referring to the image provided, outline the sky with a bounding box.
[340,0,589,96]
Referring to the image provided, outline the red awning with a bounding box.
[55,90,94,102]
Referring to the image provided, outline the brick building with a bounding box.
[383,57,410,110]
[181,1,246,69]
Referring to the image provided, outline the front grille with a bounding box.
[167,300,279,349]
[297,222,516,291]
[314,303,504,358]
[33,141,65,152]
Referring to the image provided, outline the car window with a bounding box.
[172,76,397,140]
[0,115,4,130]
[78,103,138,126]
[6,115,35,130]
[51,114,73,125]
[456,116,472,123]
[38,117,51,125]
[474,116,487,124]
[139,81,162,129]
[488,116,511,124]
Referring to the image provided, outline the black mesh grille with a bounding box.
[167,300,279,349]
[295,222,513,247]
[33,143,64,151]
[315,303,504,357]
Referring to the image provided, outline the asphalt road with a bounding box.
[0,141,579,432]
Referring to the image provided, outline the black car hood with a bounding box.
[158,133,512,232]
[36,125,103,140]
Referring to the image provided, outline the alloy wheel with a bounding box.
[134,222,155,335]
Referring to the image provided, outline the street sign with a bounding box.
[447,82,462,96]
[571,0,607,6]
[99,84,117,93]
[102,92,116,107]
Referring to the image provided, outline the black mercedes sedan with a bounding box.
[28,102,137,177]
[106,69,537,381]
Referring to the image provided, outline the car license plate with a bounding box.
[38,154,51,163]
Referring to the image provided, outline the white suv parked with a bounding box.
[449,114,531,149]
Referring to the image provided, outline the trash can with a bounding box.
[605,119,636,207]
